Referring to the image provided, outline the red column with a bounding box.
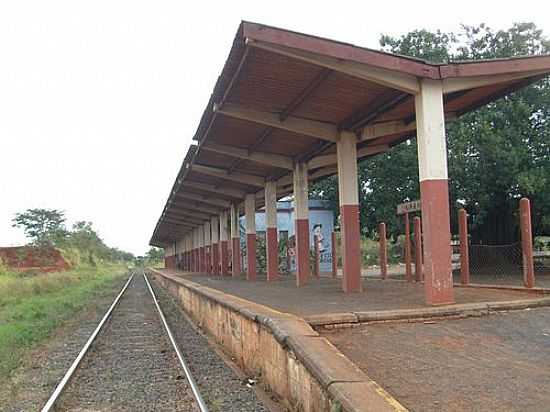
[458,209,470,285]
[245,194,257,281]
[379,222,388,279]
[220,240,229,276]
[415,79,454,305]
[231,237,241,276]
[331,231,337,278]
[414,216,423,282]
[293,162,310,287]
[200,247,206,273]
[337,132,362,292]
[266,227,278,281]
[205,246,211,274]
[212,243,219,275]
[520,198,535,288]
[404,213,413,282]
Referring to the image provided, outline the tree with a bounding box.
[145,247,164,264]
[12,208,67,246]
[311,23,550,243]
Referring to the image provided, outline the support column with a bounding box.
[245,194,257,280]
[211,216,220,276]
[204,221,211,274]
[414,216,423,282]
[293,162,310,287]
[379,222,388,279]
[219,211,229,276]
[199,226,205,273]
[404,213,413,282]
[458,209,470,285]
[331,231,337,278]
[192,229,197,272]
[520,198,535,288]
[230,203,241,277]
[337,132,362,292]
[415,78,454,305]
[265,181,279,281]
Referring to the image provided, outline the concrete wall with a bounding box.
[148,268,405,412]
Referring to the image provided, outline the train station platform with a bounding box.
[159,269,550,325]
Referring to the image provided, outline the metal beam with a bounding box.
[214,102,338,142]
[200,142,294,170]
[191,163,266,188]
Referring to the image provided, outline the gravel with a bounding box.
[150,276,271,412]
[57,273,200,411]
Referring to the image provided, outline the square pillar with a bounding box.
[219,211,229,276]
[192,229,198,272]
[245,194,257,280]
[415,78,454,305]
[337,131,362,292]
[204,221,211,274]
[265,180,279,281]
[230,203,241,276]
[293,162,309,287]
[199,226,206,273]
[211,216,220,275]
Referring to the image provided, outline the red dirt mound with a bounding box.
[0,246,71,273]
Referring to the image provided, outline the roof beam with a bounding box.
[442,70,550,94]
[167,208,214,219]
[181,181,246,200]
[168,200,222,215]
[174,192,231,208]
[307,144,389,169]
[214,103,338,142]
[340,93,410,131]
[164,211,209,223]
[200,142,294,170]
[191,163,266,188]
[360,120,416,142]
[247,39,420,94]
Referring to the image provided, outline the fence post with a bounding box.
[520,198,535,288]
[404,212,413,282]
[331,231,337,278]
[314,235,320,278]
[458,208,470,285]
[414,217,423,282]
[379,222,388,279]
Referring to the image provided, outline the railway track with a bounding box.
[41,271,208,412]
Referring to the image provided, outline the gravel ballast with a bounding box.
[150,277,271,412]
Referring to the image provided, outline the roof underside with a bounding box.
[150,22,550,247]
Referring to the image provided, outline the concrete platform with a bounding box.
[322,307,550,412]
[171,271,544,314]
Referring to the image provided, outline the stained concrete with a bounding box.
[322,307,550,412]
[175,272,544,318]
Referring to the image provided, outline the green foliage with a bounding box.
[12,208,67,246]
[0,264,128,378]
[12,210,135,268]
[311,22,550,244]
[144,247,165,266]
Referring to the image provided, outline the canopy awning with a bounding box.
[150,21,550,247]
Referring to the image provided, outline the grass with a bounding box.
[0,263,128,379]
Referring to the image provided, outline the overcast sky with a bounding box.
[1,0,549,256]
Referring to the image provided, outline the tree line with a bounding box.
[311,23,550,245]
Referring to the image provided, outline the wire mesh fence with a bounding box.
[467,242,524,285]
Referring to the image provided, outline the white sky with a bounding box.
[1,0,549,256]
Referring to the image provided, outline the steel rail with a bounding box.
[143,272,209,412]
[41,272,135,412]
